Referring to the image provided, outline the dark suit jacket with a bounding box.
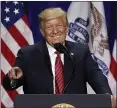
[3,40,112,94]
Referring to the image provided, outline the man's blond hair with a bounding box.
[38,7,68,29]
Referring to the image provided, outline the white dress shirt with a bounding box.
[46,42,64,94]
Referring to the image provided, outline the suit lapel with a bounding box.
[64,41,75,89]
[35,40,53,93]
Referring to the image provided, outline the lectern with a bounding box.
[14,94,112,108]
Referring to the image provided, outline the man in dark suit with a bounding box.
[3,7,112,94]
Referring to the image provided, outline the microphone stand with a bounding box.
[54,43,76,94]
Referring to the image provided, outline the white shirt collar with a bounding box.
[46,42,56,57]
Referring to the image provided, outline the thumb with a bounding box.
[13,67,23,79]
[17,72,23,79]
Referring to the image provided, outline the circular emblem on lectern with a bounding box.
[52,103,75,108]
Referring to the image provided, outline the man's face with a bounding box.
[41,16,68,46]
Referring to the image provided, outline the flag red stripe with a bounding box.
[22,15,30,27]
[110,56,117,81]
[1,71,18,101]
[1,39,15,66]
[1,102,5,108]
[8,25,29,47]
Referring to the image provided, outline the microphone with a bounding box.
[53,43,73,59]
[53,43,75,93]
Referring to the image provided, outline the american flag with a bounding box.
[1,1,34,107]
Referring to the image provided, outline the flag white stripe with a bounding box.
[1,54,12,74]
[112,40,116,61]
[16,86,24,94]
[107,72,116,96]
[14,19,34,45]
[1,86,13,107]
[1,24,21,57]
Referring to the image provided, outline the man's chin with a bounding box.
[53,41,64,45]
[47,40,65,46]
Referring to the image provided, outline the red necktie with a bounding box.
[55,51,64,94]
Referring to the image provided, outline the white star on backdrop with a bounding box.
[13,1,19,5]
[22,2,24,6]
[13,8,19,15]
[4,7,10,13]
[4,16,10,23]
[6,1,9,3]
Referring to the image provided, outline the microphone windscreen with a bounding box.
[54,43,64,53]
